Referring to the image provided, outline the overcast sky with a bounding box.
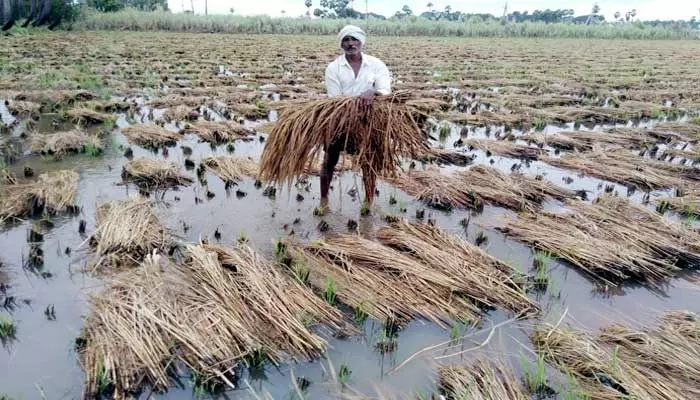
[168,1,698,21]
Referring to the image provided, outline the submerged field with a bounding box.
[0,32,699,399]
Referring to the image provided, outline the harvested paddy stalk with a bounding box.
[88,198,172,269]
[6,100,41,118]
[501,195,700,287]
[163,104,198,122]
[289,236,481,328]
[121,157,193,191]
[170,244,346,373]
[520,132,590,151]
[416,148,475,166]
[122,124,183,148]
[303,153,355,176]
[0,170,78,222]
[184,120,255,144]
[467,138,542,159]
[438,360,527,400]
[389,166,575,212]
[533,311,700,400]
[66,107,113,124]
[658,191,700,216]
[202,155,258,182]
[80,253,174,398]
[258,91,429,189]
[543,150,688,191]
[376,220,537,315]
[29,130,103,156]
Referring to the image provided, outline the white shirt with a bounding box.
[325,53,391,97]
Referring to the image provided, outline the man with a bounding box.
[321,25,391,211]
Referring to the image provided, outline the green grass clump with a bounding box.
[353,301,370,324]
[0,315,16,341]
[338,363,351,386]
[520,353,549,394]
[323,277,336,305]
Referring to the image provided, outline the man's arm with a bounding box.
[374,61,391,95]
[325,64,342,97]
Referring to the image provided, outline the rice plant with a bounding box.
[323,277,336,306]
[83,142,102,157]
[290,260,310,285]
[0,315,16,341]
[520,353,548,394]
[338,363,351,386]
[353,301,370,324]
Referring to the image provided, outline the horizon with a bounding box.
[166,1,698,22]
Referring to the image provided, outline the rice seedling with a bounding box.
[438,122,451,142]
[258,91,429,190]
[467,138,543,160]
[353,301,370,324]
[184,121,255,144]
[323,277,337,306]
[338,363,351,387]
[121,157,193,191]
[438,359,527,400]
[0,314,16,341]
[122,124,184,149]
[501,195,700,287]
[202,156,258,183]
[87,198,173,270]
[0,170,79,223]
[519,353,549,394]
[28,130,103,157]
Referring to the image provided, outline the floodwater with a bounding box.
[1,100,699,399]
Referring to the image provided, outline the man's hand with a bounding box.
[359,89,375,110]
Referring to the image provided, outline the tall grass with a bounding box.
[75,10,699,40]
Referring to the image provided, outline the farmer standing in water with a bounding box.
[320,25,392,212]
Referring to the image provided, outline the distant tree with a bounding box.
[402,5,412,16]
[426,2,433,11]
[625,9,636,22]
[614,11,620,21]
[305,0,312,17]
[229,7,234,13]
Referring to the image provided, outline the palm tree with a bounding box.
[614,11,620,21]
[305,0,313,17]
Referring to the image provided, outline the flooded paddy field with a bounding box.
[0,32,699,399]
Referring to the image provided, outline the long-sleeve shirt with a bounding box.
[325,53,391,97]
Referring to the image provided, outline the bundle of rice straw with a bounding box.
[67,108,113,124]
[416,148,475,166]
[121,157,193,191]
[29,130,102,156]
[80,252,174,398]
[388,165,575,212]
[0,170,78,222]
[88,198,172,270]
[438,360,527,400]
[659,190,700,216]
[303,153,356,175]
[80,244,347,398]
[501,195,700,287]
[6,100,41,118]
[258,91,429,188]
[122,124,183,148]
[184,120,255,144]
[202,156,258,183]
[533,311,700,400]
[467,138,543,160]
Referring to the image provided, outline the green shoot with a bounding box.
[0,315,16,340]
[323,277,336,305]
[291,260,310,285]
[338,363,351,386]
[520,353,548,394]
[353,301,370,324]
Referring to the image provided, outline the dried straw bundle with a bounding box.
[531,324,646,400]
[467,138,543,160]
[389,166,575,212]
[80,253,175,398]
[289,236,482,328]
[67,107,113,124]
[258,91,429,188]
[501,195,700,286]
[147,95,209,108]
[376,221,536,315]
[0,170,78,222]
[89,198,172,269]
[122,124,183,148]
[184,120,255,144]
[163,104,197,122]
[202,155,258,183]
[521,133,589,152]
[121,157,193,191]
[169,244,346,374]
[6,100,41,118]
[303,153,356,176]
[454,165,576,211]
[416,148,475,166]
[29,130,102,155]
[543,150,688,191]
[438,360,527,400]
[598,311,700,400]
[660,191,700,216]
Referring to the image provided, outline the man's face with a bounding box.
[341,36,362,56]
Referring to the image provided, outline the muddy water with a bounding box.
[1,107,699,399]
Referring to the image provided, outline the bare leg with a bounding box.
[361,164,376,208]
[320,146,342,206]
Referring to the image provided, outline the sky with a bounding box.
[168,0,699,21]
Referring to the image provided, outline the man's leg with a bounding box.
[361,164,376,208]
[320,144,342,206]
